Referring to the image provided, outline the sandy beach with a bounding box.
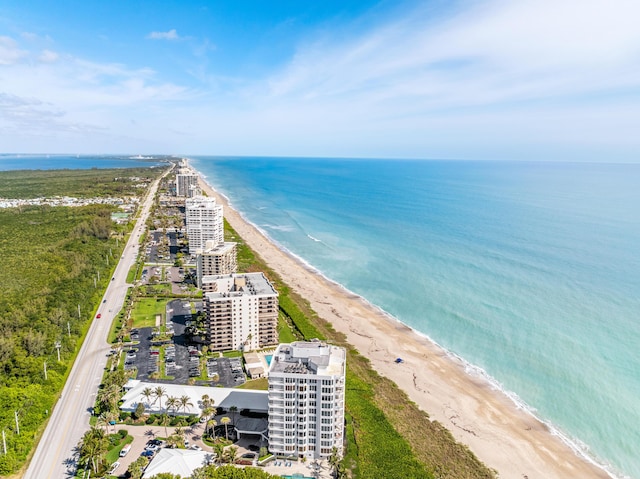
[198,176,611,479]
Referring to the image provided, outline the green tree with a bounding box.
[220,416,231,440]
[127,456,148,479]
[153,386,167,410]
[179,394,194,414]
[207,419,217,439]
[141,386,154,410]
[224,445,238,464]
[134,401,146,420]
[78,426,109,474]
[213,443,225,465]
[166,396,179,416]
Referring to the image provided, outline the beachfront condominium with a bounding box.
[185,195,223,255]
[202,273,278,352]
[268,341,346,460]
[175,164,200,198]
[196,240,238,287]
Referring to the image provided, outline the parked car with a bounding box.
[108,461,120,475]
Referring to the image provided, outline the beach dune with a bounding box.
[198,176,610,479]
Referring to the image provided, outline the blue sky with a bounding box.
[1,0,640,161]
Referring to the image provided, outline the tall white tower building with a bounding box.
[185,195,223,255]
[268,341,346,460]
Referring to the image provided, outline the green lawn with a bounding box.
[278,312,298,343]
[237,377,268,390]
[130,298,166,328]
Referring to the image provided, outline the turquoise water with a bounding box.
[191,156,640,479]
[266,355,273,366]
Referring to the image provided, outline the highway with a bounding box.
[23,166,171,479]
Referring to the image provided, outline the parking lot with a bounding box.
[125,299,245,387]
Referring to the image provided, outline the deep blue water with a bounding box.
[191,156,640,478]
[0,154,164,171]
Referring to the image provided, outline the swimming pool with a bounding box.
[265,354,273,365]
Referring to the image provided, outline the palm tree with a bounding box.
[213,443,225,465]
[166,396,180,416]
[141,386,154,410]
[174,426,185,446]
[97,383,121,413]
[153,386,167,411]
[98,410,118,434]
[224,445,238,464]
[160,412,170,438]
[179,394,194,415]
[329,447,341,476]
[78,427,108,474]
[228,405,237,426]
[206,419,217,439]
[220,416,231,440]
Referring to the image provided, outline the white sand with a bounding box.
[198,177,611,479]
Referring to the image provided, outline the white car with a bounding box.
[190,444,202,451]
[108,461,120,475]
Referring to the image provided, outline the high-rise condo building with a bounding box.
[185,196,223,255]
[268,341,346,460]
[202,273,279,352]
[175,165,200,197]
[196,240,238,287]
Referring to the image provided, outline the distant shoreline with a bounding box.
[192,161,614,479]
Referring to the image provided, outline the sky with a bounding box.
[1,0,640,161]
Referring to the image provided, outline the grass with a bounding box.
[277,311,298,344]
[130,297,165,328]
[237,377,269,390]
[222,350,243,358]
[105,434,133,464]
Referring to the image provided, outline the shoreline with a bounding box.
[195,170,614,479]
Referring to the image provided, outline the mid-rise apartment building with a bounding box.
[202,273,279,352]
[196,240,238,287]
[268,341,346,460]
[185,196,223,255]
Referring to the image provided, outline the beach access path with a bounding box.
[198,176,610,479]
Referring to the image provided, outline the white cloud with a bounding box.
[0,36,27,65]
[39,49,59,63]
[147,29,180,40]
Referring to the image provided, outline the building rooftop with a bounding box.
[200,241,237,255]
[120,380,268,415]
[269,341,346,377]
[203,272,278,299]
[142,448,212,478]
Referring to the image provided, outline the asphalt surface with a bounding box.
[23,167,171,479]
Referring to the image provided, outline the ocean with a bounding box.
[190,156,640,479]
[0,154,164,171]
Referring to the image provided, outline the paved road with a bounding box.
[23,166,172,479]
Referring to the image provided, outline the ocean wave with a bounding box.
[307,234,322,243]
